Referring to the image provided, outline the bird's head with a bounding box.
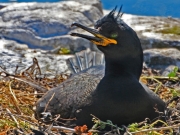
[71,6,142,61]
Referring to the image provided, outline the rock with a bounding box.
[143,48,180,71]
[0,3,180,76]
[0,38,73,77]
[1,3,180,52]
[0,4,6,10]
[0,1,103,51]
[72,0,103,13]
[128,16,180,41]
[161,65,178,77]
[140,38,180,50]
[116,11,180,50]
[120,13,180,73]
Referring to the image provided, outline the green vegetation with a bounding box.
[168,66,179,77]
[157,25,180,35]
[59,47,71,54]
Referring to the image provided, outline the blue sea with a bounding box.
[1,0,180,18]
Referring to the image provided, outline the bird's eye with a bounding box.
[110,32,118,38]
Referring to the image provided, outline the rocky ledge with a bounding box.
[0,0,180,76]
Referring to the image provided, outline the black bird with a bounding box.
[35,7,165,127]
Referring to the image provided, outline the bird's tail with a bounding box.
[67,49,105,74]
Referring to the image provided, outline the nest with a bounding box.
[0,58,180,135]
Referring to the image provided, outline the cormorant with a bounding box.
[35,6,165,128]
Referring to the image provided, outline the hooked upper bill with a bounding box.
[70,22,117,46]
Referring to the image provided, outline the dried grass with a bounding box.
[0,58,179,134]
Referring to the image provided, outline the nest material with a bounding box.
[0,58,180,135]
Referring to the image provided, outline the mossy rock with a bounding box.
[156,25,180,35]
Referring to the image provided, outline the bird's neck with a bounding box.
[104,55,143,80]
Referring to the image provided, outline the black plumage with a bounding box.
[35,7,165,127]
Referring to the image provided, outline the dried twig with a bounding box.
[6,108,19,128]
[1,110,38,126]
[52,126,75,132]
[9,81,18,102]
[44,92,55,112]
[130,124,180,134]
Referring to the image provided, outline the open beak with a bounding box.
[70,22,117,46]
